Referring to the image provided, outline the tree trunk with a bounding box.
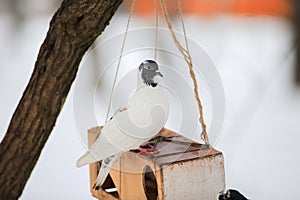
[294,0,300,85]
[0,0,123,199]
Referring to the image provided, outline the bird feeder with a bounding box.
[88,126,225,200]
[81,0,227,199]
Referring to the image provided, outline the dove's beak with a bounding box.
[156,71,163,78]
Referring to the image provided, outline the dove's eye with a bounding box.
[146,66,151,70]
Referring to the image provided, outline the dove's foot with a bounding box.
[130,141,160,155]
[140,141,156,149]
[136,146,160,155]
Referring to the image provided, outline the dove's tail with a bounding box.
[76,152,98,168]
[93,153,122,190]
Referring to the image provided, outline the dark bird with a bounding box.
[218,189,249,200]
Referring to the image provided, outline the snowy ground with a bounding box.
[0,7,300,200]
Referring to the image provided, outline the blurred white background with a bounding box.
[0,0,299,199]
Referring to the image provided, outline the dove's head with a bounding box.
[138,60,163,87]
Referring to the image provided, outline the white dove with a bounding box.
[76,60,169,190]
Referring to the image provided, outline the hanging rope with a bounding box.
[154,0,159,60]
[159,0,210,146]
[105,0,209,146]
[105,0,136,122]
[104,0,137,195]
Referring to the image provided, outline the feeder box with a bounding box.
[87,127,225,200]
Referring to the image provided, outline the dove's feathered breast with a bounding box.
[127,84,169,129]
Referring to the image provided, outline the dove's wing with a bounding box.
[76,103,166,167]
[76,120,125,167]
[76,106,130,167]
[108,106,128,120]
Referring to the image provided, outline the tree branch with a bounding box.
[0,0,123,199]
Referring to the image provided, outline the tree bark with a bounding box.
[294,0,300,85]
[0,0,123,199]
